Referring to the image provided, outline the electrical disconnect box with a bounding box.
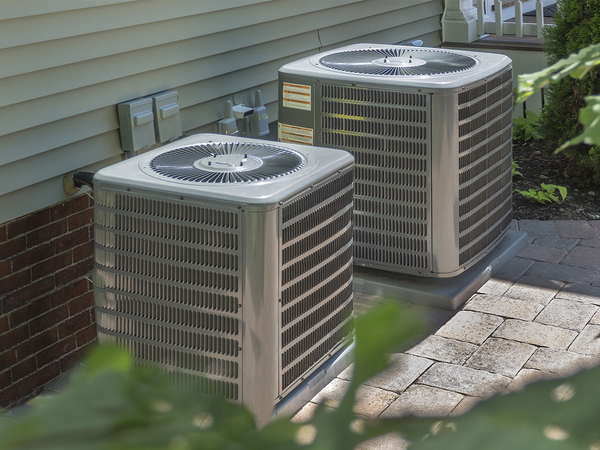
[117,98,156,152]
[152,91,182,143]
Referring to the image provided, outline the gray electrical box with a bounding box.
[152,91,182,143]
[117,98,156,152]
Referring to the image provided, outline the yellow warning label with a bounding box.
[278,123,313,146]
[282,82,311,111]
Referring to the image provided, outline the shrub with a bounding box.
[539,0,600,185]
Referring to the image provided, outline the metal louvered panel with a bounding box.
[457,66,513,268]
[279,169,354,393]
[94,190,243,398]
[319,83,430,273]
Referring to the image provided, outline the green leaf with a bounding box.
[515,42,600,103]
[85,345,132,378]
[558,95,600,151]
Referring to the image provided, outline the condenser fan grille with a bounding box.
[149,142,306,183]
[317,48,477,76]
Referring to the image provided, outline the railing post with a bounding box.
[441,0,481,43]
[477,0,485,36]
[515,0,523,37]
[495,0,503,37]
[536,0,545,38]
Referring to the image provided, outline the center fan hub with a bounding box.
[371,56,427,68]
[193,154,263,172]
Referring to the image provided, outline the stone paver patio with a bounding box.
[293,219,600,448]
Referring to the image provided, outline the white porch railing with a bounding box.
[477,0,548,39]
[441,0,555,43]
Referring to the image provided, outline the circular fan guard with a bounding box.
[148,142,306,183]
[317,48,477,76]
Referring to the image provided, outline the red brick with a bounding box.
[7,210,51,239]
[36,336,76,368]
[29,304,69,336]
[54,227,90,254]
[76,323,97,347]
[0,316,8,333]
[2,278,55,314]
[51,279,89,308]
[26,220,68,248]
[68,292,94,316]
[60,344,92,372]
[12,357,37,382]
[12,243,55,272]
[57,311,91,339]
[51,195,90,221]
[32,252,72,281]
[55,258,93,288]
[0,325,29,353]
[73,241,94,263]
[0,260,11,278]
[68,210,93,231]
[0,349,17,368]
[0,370,12,391]
[0,270,31,296]
[15,329,59,361]
[0,236,26,262]
[8,296,52,329]
[0,362,60,408]
[0,225,6,243]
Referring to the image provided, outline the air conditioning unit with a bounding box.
[278,43,513,277]
[93,133,355,426]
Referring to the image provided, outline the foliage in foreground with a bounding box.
[1,301,600,450]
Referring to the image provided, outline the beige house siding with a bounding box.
[0,0,442,224]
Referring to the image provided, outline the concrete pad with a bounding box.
[562,246,600,271]
[353,230,528,310]
[310,378,350,409]
[407,335,478,365]
[493,319,577,349]
[493,257,535,282]
[568,324,600,358]
[417,362,511,398]
[555,220,600,239]
[435,311,503,345]
[591,221,600,233]
[464,293,544,320]
[531,237,580,251]
[504,275,564,305]
[534,298,598,332]
[518,220,559,239]
[556,283,600,306]
[524,347,600,377]
[590,310,600,325]
[517,244,568,263]
[464,337,536,378]
[356,433,409,450]
[364,353,433,393]
[354,385,399,418]
[505,369,559,393]
[380,385,463,418]
[477,278,513,297]
[526,261,598,285]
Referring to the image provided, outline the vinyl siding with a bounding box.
[0,0,442,223]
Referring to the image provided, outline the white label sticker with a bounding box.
[279,123,313,146]
[282,82,312,111]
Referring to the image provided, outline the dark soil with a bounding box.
[512,139,600,220]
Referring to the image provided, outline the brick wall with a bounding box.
[0,193,96,408]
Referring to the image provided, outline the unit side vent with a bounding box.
[95,191,243,395]
[319,84,430,273]
[279,170,354,393]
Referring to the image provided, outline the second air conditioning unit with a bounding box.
[93,134,355,426]
[278,43,513,277]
